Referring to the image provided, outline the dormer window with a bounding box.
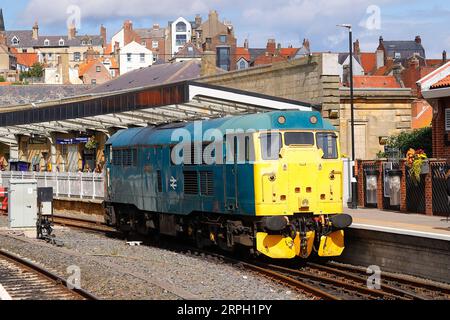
[11,36,19,46]
[44,39,50,46]
[82,40,86,45]
[59,39,65,46]
[88,40,92,45]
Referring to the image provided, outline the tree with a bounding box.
[21,62,44,80]
[0,75,5,82]
[28,62,44,78]
[384,127,432,158]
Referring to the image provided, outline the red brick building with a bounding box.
[419,62,450,159]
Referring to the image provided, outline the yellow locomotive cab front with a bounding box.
[253,130,351,259]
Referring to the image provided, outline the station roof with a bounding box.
[0,80,317,146]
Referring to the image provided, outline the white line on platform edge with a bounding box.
[0,284,12,300]
[350,223,450,241]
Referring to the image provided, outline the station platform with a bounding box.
[345,207,450,241]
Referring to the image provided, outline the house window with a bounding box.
[74,52,81,62]
[91,79,97,85]
[142,41,147,46]
[44,39,50,46]
[82,40,86,45]
[127,53,132,62]
[96,66,101,72]
[140,53,145,63]
[445,108,450,131]
[59,39,65,46]
[238,60,247,70]
[176,35,187,46]
[219,35,227,43]
[176,22,187,32]
[152,41,159,48]
[216,47,231,71]
[88,40,93,45]
[11,36,19,46]
[394,52,401,59]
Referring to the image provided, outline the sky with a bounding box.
[1,0,449,58]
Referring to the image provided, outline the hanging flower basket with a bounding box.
[85,136,98,150]
[405,148,428,185]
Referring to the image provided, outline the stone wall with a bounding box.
[200,53,341,127]
[340,88,413,159]
[336,228,450,284]
[201,54,413,159]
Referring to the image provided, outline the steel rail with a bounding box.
[0,249,98,300]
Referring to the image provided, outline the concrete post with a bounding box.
[48,135,57,172]
[9,135,19,162]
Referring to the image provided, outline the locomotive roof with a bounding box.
[107,110,336,147]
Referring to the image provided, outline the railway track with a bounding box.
[0,249,98,300]
[317,262,450,300]
[52,214,450,300]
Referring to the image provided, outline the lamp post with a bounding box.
[337,24,358,209]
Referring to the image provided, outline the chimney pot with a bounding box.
[443,50,447,62]
[415,35,421,44]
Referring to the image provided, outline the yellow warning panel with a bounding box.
[318,230,345,257]
[256,232,296,259]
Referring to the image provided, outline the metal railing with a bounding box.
[0,171,105,200]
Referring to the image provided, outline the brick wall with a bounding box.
[433,98,450,159]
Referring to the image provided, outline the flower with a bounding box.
[405,148,428,185]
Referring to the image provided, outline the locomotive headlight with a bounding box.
[278,116,286,125]
[310,116,318,124]
[302,199,309,207]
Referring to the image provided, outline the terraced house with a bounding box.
[2,8,105,70]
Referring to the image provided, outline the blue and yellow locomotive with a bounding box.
[104,110,352,259]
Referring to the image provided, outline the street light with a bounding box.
[337,24,358,209]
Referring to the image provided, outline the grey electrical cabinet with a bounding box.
[8,179,38,229]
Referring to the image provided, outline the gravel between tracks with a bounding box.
[0,215,309,300]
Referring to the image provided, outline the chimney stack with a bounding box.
[266,39,276,55]
[208,10,218,22]
[100,24,107,47]
[443,50,447,63]
[195,14,202,27]
[379,36,384,45]
[68,23,76,40]
[124,20,133,31]
[244,39,249,49]
[32,22,39,40]
[0,8,5,32]
[415,35,421,44]
[152,23,160,30]
[353,39,361,56]
[302,38,310,55]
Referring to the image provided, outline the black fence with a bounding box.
[406,168,426,214]
[431,162,450,217]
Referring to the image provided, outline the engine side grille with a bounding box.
[184,171,198,195]
[200,171,214,196]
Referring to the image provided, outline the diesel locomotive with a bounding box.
[103,110,352,259]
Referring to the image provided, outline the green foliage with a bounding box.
[0,76,5,82]
[386,127,432,158]
[20,62,44,80]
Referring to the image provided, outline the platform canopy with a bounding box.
[0,81,317,146]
